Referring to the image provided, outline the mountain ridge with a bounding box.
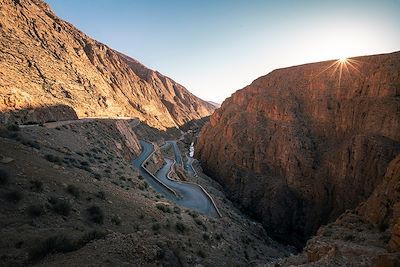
[0,0,215,129]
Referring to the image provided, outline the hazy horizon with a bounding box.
[45,0,400,103]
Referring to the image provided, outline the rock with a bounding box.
[372,253,400,267]
[0,0,215,129]
[196,52,400,247]
[0,155,14,163]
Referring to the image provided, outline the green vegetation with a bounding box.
[197,249,206,258]
[44,154,62,163]
[4,189,23,203]
[156,203,172,213]
[7,124,20,132]
[29,180,43,192]
[66,184,80,198]
[26,204,46,218]
[95,191,106,200]
[86,205,104,224]
[28,234,76,261]
[28,230,107,262]
[21,139,40,149]
[175,222,186,233]
[188,210,199,218]
[111,215,122,225]
[152,223,161,231]
[0,169,10,186]
[49,197,71,216]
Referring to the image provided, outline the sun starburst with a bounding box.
[310,56,363,88]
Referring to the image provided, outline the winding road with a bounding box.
[166,140,196,176]
[133,140,220,217]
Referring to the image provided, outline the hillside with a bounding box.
[196,51,400,247]
[0,0,215,129]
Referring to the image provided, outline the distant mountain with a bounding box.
[207,101,221,108]
[0,0,215,129]
[197,51,400,247]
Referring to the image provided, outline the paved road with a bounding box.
[132,141,179,202]
[165,140,197,176]
[133,140,219,217]
[156,159,218,216]
[166,140,184,167]
[19,117,139,129]
[185,156,196,176]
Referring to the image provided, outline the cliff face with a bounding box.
[0,0,215,129]
[271,154,400,266]
[196,51,400,247]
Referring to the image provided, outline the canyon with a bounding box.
[196,51,400,248]
[1,0,400,266]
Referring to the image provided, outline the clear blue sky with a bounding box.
[45,0,400,103]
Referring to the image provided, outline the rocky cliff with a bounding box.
[0,0,215,129]
[271,154,400,266]
[196,51,400,247]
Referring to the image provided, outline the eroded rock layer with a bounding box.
[196,51,400,247]
[0,0,215,129]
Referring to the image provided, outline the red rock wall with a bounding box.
[196,51,400,247]
[0,0,215,129]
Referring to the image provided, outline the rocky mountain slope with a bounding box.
[0,0,215,129]
[196,51,400,247]
[0,117,291,266]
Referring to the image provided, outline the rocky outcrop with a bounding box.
[0,104,78,124]
[196,51,400,247]
[0,0,215,129]
[270,154,400,266]
[114,120,141,156]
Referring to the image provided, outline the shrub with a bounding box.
[197,249,206,258]
[378,220,389,232]
[86,206,104,224]
[93,173,101,180]
[30,180,43,192]
[156,203,171,213]
[80,160,89,166]
[66,185,80,198]
[111,215,122,225]
[344,234,355,241]
[49,197,71,216]
[96,191,106,200]
[188,210,199,218]
[138,181,148,190]
[202,233,210,241]
[152,223,161,231]
[44,154,61,163]
[21,140,40,149]
[77,229,107,246]
[27,204,46,218]
[215,233,223,241]
[7,124,20,132]
[28,234,77,261]
[0,169,10,186]
[4,190,23,203]
[173,206,181,214]
[175,222,186,233]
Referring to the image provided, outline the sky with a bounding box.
[45,0,400,103]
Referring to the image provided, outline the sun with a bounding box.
[310,56,362,88]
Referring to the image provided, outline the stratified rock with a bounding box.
[196,51,400,247]
[0,0,215,129]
